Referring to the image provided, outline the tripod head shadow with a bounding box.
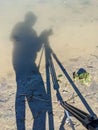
[40,28,53,47]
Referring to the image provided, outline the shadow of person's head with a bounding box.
[24,11,37,27]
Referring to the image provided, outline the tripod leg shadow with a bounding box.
[59,113,67,130]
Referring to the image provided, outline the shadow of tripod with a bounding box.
[44,41,55,130]
[43,39,97,130]
[44,41,74,130]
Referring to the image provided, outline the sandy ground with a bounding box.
[0,0,98,130]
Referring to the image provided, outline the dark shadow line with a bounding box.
[45,45,54,130]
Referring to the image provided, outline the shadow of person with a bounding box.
[11,11,52,130]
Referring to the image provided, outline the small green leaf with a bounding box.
[58,74,63,78]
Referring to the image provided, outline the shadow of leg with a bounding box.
[33,109,46,130]
[15,93,26,130]
[27,98,47,130]
[26,74,48,130]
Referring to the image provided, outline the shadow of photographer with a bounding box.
[11,11,52,130]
